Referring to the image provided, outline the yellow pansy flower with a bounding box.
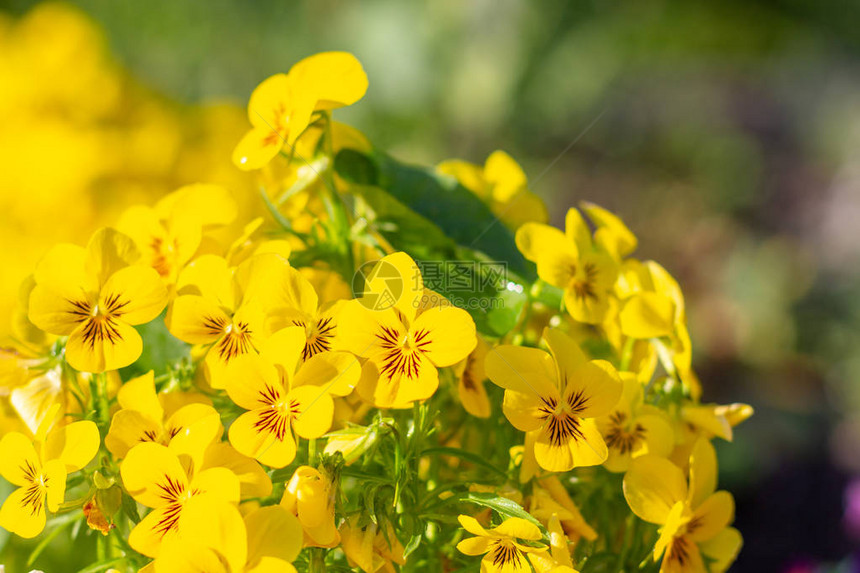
[117,184,237,283]
[456,515,545,573]
[338,252,477,407]
[224,326,354,468]
[486,328,622,472]
[516,209,618,324]
[150,498,302,573]
[120,442,240,558]
[623,439,742,573]
[340,516,406,573]
[437,150,548,230]
[28,228,168,372]
[0,420,99,538]
[596,373,674,473]
[233,51,368,170]
[454,336,491,418]
[280,465,340,547]
[166,254,277,388]
[247,259,346,364]
[105,371,222,470]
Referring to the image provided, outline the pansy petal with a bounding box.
[689,491,734,542]
[191,468,240,504]
[176,255,236,309]
[619,292,675,340]
[118,370,164,422]
[411,306,477,367]
[229,410,297,469]
[622,455,687,525]
[492,518,542,541]
[288,51,368,111]
[543,328,588,384]
[225,354,283,411]
[534,430,574,472]
[456,536,492,556]
[457,514,492,538]
[688,437,718,508]
[100,265,168,325]
[567,418,609,468]
[0,432,40,486]
[202,442,273,499]
[66,318,143,373]
[562,360,622,419]
[245,505,304,564]
[260,326,309,380]
[293,351,361,397]
[121,443,189,508]
[85,228,140,288]
[290,385,334,439]
[42,459,67,513]
[336,302,403,358]
[233,126,284,171]
[0,486,47,538]
[28,284,89,336]
[167,296,228,346]
[45,420,100,472]
[516,223,570,264]
[166,403,224,469]
[105,409,162,459]
[698,527,742,573]
[129,504,181,557]
[485,345,557,395]
[502,390,547,432]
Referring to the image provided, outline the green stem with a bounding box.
[90,373,110,429]
[310,547,327,573]
[308,438,318,466]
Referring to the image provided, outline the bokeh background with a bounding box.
[1,1,859,571]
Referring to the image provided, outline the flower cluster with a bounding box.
[0,50,751,573]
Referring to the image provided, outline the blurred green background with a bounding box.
[2,0,860,571]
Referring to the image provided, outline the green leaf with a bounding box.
[403,531,422,558]
[335,149,533,278]
[460,492,543,529]
[77,557,127,573]
[121,492,141,524]
[420,447,507,478]
[348,182,529,337]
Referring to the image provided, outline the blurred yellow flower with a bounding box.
[437,150,548,230]
[233,51,368,170]
[517,209,619,324]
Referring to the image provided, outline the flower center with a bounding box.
[294,316,335,361]
[604,411,647,455]
[568,262,599,302]
[376,326,432,381]
[490,540,524,568]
